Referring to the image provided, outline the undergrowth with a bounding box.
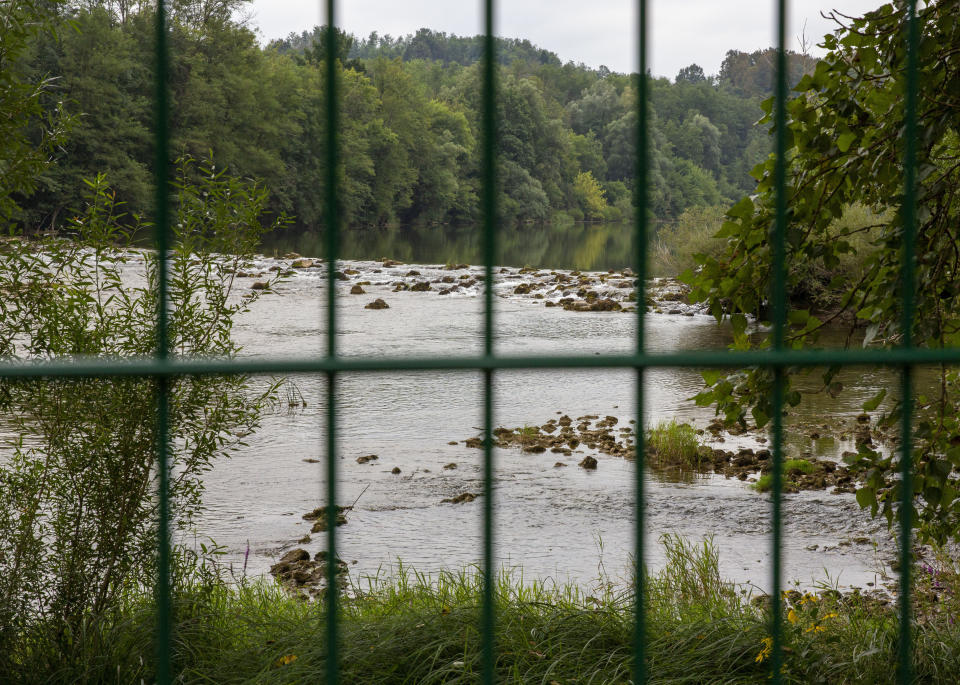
[2,536,959,683]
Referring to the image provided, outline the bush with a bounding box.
[0,157,285,658]
[652,204,727,276]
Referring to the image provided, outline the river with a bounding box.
[191,227,903,595]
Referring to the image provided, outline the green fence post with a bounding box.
[898,2,920,682]
[324,1,341,683]
[481,1,498,682]
[769,1,789,682]
[152,1,173,682]
[632,1,649,682]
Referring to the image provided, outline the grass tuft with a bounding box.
[647,419,703,467]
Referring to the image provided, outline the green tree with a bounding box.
[572,170,608,219]
[0,0,72,225]
[676,63,707,84]
[686,1,960,544]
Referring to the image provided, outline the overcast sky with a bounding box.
[245,0,883,78]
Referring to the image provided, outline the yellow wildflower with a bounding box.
[274,654,297,667]
[755,637,773,663]
[787,609,798,624]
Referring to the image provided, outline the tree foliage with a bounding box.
[686,0,960,544]
[10,6,810,232]
[0,0,72,224]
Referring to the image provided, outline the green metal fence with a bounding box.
[0,0,926,683]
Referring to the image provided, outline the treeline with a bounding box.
[13,1,816,232]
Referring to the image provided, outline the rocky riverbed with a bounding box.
[159,252,909,595]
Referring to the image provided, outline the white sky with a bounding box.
[245,0,883,78]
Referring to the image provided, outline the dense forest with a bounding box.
[11,0,816,232]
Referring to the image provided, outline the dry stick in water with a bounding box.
[349,483,371,510]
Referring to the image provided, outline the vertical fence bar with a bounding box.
[152,1,172,682]
[898,2,919,682]
[631,1,648,682]
[323,1,341,683]
[480,0,497,681]
[770,0,789,682]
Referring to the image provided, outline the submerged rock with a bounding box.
[302,505,350,532]
[442,492,479,504]
[578,456,598,470]
[365,298,389,310]
[270,547,348,596]
[350,284,365,294]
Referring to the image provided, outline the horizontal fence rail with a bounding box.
[0,346,954,378]
[0,0,923,683]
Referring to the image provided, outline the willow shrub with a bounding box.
[0,157,285,662]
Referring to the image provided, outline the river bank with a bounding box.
[4,535,958,684]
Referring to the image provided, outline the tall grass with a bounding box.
[647,420,704,467]
[3,536,959,683]
[652,205,728,277]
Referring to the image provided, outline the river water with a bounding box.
[192,234,902,595]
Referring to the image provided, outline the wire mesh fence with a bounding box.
[0,1,926,683]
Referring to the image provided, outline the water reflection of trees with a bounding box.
[263,222,644,272]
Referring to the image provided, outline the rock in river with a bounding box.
[442,492,479,504]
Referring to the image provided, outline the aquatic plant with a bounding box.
[752,459,815,492]
[646,420,704,467]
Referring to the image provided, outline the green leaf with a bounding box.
[693,390,715,407]
[862,388,886,412]
[730,312,748,336]
[856,486,877,511]
[727,196,754,221]
[701,370,723,386]
[751,404,770,428]
[836,132,857,152]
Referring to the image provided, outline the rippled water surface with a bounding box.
[190,253,901,594]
